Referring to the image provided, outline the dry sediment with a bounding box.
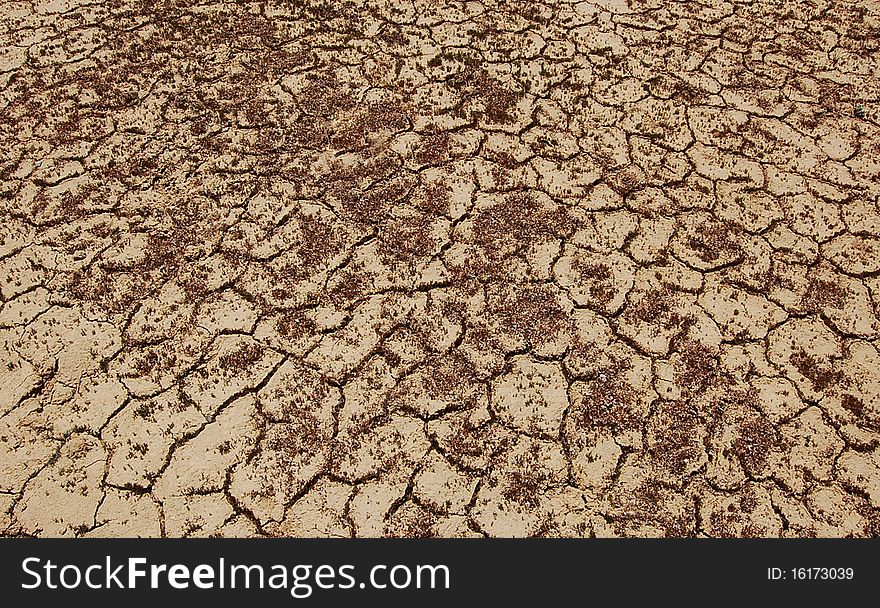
[1,0,880,538]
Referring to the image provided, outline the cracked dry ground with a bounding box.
[1,0,880,539]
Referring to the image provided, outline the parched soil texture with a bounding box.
[2,0,880,538]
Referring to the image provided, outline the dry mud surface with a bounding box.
[2,0,880,538]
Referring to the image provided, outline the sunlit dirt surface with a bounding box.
[2,0,880,537]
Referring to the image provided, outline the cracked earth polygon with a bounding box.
[2,0,880,538]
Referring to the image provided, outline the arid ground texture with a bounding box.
[1,0,880,538]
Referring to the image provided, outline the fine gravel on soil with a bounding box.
[1,0,880,538]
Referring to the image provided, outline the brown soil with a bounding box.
[1,0,880,538]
